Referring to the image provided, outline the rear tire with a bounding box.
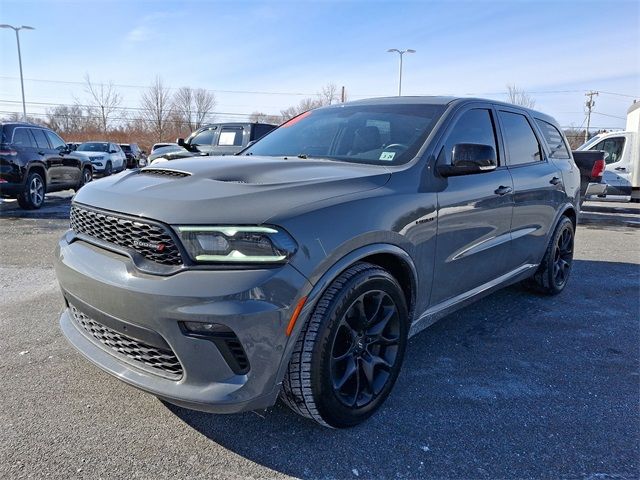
[280,262,409,428]
[523,216,575,295]
[17,172,45,209]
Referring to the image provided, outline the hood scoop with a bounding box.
[140,168,191,178]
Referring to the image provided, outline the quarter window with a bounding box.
[30,129,50,149]
[499,111,542,166]
[12,128,35,147]
[442,109,498,164]
[535,119,571,159]
[591,137,625,165]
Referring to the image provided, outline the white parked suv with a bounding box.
[74,142,126,176]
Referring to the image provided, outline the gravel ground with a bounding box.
[0,194,638,479]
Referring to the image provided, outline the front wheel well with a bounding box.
[358,252,415,318]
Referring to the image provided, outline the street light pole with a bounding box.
[0,24,35,121]
[387,48,415,96]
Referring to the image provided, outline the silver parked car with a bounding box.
[55,97,580,428]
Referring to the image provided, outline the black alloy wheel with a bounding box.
[330,290,401,408]
[523,216,575,295]
[553,225,573,289]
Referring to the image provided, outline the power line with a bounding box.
[1,75,638,100]
[0,76,317,96]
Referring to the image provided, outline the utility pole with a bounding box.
[341,86,345,103]
[0,24,35,121]
[584,91,598,142]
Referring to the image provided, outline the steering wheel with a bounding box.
[384,143,408,150]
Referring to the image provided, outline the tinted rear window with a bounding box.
[535,119,571,159]
[31,129,50,149]
[498,111,542,166]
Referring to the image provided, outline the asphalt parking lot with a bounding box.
[1,194,638,479]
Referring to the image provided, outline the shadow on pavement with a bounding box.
[165,259,639,479]
[0,192,73,220]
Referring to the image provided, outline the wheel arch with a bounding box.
[274,243,418,388]
[26,162,48,189]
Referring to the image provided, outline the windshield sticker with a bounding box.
[379,151,396,161]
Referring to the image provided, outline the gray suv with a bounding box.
[54,97,580,428]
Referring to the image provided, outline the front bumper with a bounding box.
[55,234,311,413]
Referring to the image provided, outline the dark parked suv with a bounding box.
[120,143,145,168]
[178,122,277,156]
[0,122,93,209]
[54,97,580,427]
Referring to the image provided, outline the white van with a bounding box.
[577,101,640,202]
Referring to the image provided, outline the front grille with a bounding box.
[140,169,190,177]
[70,205,183,266]
[69,304,183,379]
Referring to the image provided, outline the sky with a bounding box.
[1,0,639,130]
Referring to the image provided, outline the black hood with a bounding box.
[73,155,391,225]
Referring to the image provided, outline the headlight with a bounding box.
[175,226,297,263]
[92,156,104,162]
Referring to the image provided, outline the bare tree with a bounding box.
[193,88,216,128]
[83,75,122,133]
[319,83,340,105]
[46,104,90,134]
[140,76,173,142]
[173,86,216,131]
[506,84,536,108]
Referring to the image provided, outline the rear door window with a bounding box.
[535,119,571,159]
[30,129,51,149]
[12,128,36,147]
[498,111,542,166]
[218,127,244,146]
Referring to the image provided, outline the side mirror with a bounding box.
[437,143,497,177]
[177,138,185,147]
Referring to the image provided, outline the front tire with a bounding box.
[17,172,45,209]
[104,161,113,176]
[281,262,409,428]
[76,167,92,191]
[523,216,575,295]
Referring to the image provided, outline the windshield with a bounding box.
[77,142,108,152]
[244,103,446,165]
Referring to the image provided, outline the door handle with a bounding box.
[494,185,512,196]
[549,176,562,185]
[37,151,45,156]
[614,167,627,171]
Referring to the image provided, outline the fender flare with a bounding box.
[273,243,418,388]
[25,161,49,188]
